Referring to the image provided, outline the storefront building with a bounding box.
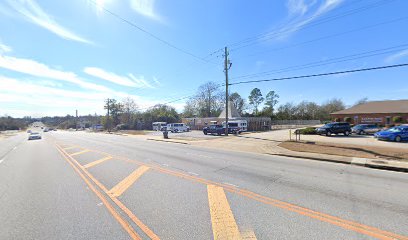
[331,100,408,125]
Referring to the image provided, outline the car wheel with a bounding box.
[326,131,331,136]
[203,131,207,135]
[174,129,178,133]
[217,132,221,136]
[344,131,350,136]
[395,135,402,142]
[358,130,363,135]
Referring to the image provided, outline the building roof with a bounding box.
[218,101,241,118]
[331,100,408,115]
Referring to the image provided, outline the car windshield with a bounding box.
[323,123,334,127]
[388,127,403,132]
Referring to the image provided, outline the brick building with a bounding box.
[331,100,408,125]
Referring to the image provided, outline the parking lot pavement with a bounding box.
[146,130,223,140]
[243,129,408,149]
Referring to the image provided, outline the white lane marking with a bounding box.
[188,171,199,176]
[222,182,239,188]
[162,163,169,167]
[0,159,4,164]
[13,146,17,150]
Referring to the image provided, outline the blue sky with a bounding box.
[1,0,408,117]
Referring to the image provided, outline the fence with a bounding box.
[271,120,321,130]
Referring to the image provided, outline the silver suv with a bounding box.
[351,124,381,135]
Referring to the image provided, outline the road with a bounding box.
[0,131,407,240]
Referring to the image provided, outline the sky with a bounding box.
[1,0,408,117]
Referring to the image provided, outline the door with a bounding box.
[402,128,408,140]
[386,116,391,125]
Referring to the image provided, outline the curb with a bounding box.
[147,138,189,145]
[267,153,408,173]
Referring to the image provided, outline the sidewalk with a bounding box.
[142,133,408,173]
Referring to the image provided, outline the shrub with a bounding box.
[344,117,352,123]
[298,127,317,135]
[393,116,403,123]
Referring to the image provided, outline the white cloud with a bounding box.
[286,0,317,16]
[5,0,93,44]
[0,75,163,117]
[0,54,111,92]
[276,0,344,39]
[84,67,154,88]
[385,49,408,63]
[130,0,162,22]
[0,40,12,54]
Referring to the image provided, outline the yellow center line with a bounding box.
[207,185,242,240]
[70,149,91,156]
[55,146,141,240]
[109,166,150,197]
[63,146,77,150]
[84,156,113,169]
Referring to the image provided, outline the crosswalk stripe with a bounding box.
[84,156,113,169]
[109,166,150,197]
[207,184,242,240]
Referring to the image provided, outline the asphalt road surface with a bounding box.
[0,131,407,240]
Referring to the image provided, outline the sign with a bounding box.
[361,117,382,123]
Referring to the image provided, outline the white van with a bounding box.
[167,123,190,133]
[222,120,248,132]
[152,122,167,131]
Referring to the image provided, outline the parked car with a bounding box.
[351,124,381,135]
[316,122,352,136]
[203,125,239,135]
[28,132,42,140]
[26,130,32,133]
[374,126,408,142]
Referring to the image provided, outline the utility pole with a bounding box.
[224,47,231,136]
[106,98,111,132]
[75,109,78,131]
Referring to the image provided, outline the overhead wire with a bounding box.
[87,0,208,63]
[230,43,408,80]
[229,0,396,51]
[234,16,408,59]
[229,63,408,86]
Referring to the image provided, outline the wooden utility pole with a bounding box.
[224,47,230,136]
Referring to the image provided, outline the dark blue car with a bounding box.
[374,126,408,142]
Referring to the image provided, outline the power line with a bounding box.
[234,16,408,59]
[88,0,207,62]
[229,0,395,51]
[230,43,408,80]
[229,63,408,86]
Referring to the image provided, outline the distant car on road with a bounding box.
[374,126,408,142]
[27,130,32,133]
[316,122,352,136]
[28,132,42,140]
[351,124,381,135]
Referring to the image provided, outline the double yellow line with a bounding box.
[56,144,159,240]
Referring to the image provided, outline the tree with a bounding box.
[319,98,345,120]
[182,99,197,118]
[264,90,279,117]
[229,92,246,115]
[120,97,138,127]
[353,97,368,106]
[248,88,264,115]
[185,81,224,117]
[104,99,123,127]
